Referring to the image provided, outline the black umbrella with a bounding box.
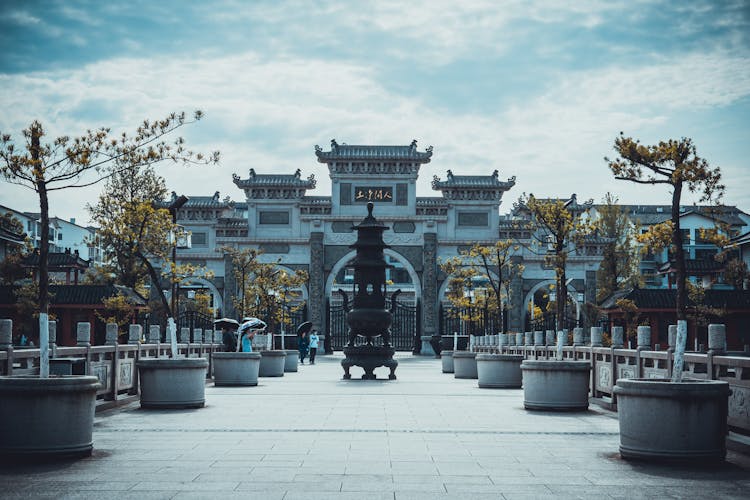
[296,321,313,335]
[213,318,240,330]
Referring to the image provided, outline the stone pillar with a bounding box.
[77,322,91,347]
[668,324,677,349]
[421,232,438,355]
[179,328,190,343]
[573,327,584,346]
[194,328,203,343]
[590,327,603,347]
[637,325,651,350]
[0,319,11,347]
[128,324,142,344]
[508,256,524,332]
[584,270,597,330]
[534,331,544,346]
[611,326,624,348]
[105,323,119,345]
[204,329,212,343]
[48,320,57,348]
[223,252,237,320]
[515,332,524,345]
[545,330,555,346]
[524,331,533,345]
[148,325,161,343]
[708,324,726,353]
[309,231,325,334]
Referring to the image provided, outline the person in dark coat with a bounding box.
[298,331,310,363]
[222,327,237,352]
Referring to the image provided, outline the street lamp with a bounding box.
[168,195,189,318]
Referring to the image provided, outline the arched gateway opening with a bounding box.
[325,249,422,351]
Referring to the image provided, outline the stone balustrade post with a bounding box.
[179,327,190,343]
[77,322,91,347]
[533,330,543,346]
[194,328,203,343]
[515,332,523,346]
[214,330,222,344]
[590,327,603,347]
[128,324,142,344]
[708,324,726,353]
[524,331,532,346]
[148,325,161,343]
[105,323,119,345]
[637,325,651,350]
[204,329,212,343]
[48,320,57,347]
[573,327,584,346]
[0,319,12,348]
[611,326,624,348]
[545,330,555,346]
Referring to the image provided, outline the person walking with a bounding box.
[308,329,319,364]
[298,331,310,364]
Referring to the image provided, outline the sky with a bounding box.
[1,0,749,226]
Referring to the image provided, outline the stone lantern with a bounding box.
[341,202,398,380]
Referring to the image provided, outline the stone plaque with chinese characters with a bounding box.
[355,186,393,202]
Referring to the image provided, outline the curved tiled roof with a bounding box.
[0,285,146,306]
[232,169,316,189]
[614,205,748,226]
[432,170,516,190]
[315,139,433,162]
[23,251,89,269]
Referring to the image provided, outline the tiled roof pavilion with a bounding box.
[315,139,433,162]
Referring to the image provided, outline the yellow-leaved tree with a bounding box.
[606,135,724,323]
[440,240,523,333]
[515,194,594,331]
[0,112,218,375]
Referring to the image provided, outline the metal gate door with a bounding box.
[326,298,419,351]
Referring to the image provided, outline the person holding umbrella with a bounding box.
[214,318,240,352]
[238,317,266,352]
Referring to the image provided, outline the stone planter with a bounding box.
[258,350,286,377]
[0,375,100,458]
[441,350,454,373]
[521,360,591,411]
[613,378,730,461]
[284,350,299,372]
[476,354,523,388]
[137,358,208,409]
[212,352,261,386]
[453,351,478,379]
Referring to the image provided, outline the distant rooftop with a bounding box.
[315,139,433,162]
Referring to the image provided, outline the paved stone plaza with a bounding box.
[2,354,749,499]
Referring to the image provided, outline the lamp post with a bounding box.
[168,195,189,319]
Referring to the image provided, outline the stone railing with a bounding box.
[469,325,750,435]
[0,320,223,411]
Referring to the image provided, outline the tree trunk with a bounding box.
[32,128,49,317]
[672,183,686,321]
[139,253,172,318]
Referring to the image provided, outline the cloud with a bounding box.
[6,10,42,26]
[1,44,748,224]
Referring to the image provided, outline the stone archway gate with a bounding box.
[326,297,421,351]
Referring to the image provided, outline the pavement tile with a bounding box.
[3,354,749,500]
